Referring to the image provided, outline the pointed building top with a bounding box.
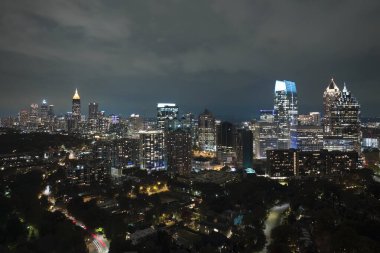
[326,78,340,93]
[73,89,80,100]
[343,82,348,93]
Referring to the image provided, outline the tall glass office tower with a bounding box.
[328,84,361,152]
[156,103,179,130]
[323,79,340,134]
[274,80,298,149]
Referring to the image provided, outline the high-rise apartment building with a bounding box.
[197,109,216,151]
[166,129,192,175]
[128,114,143,138]
[139,130,165,171]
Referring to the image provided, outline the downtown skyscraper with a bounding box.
[156,103,179,130]
[72,89,81,122]
[323,82,361,152]
[323,79,341,134]
[274,80,298,149]
[197,109,216,151]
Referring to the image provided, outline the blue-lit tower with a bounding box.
[274,80,298,149]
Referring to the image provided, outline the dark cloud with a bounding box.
[0,0,379,120]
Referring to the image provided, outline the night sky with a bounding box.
[0,0,379,120]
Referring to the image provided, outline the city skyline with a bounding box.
[1,1,380,119]
[1,2,380,253]
[0,78,370,122]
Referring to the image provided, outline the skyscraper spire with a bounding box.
[327,78,339,92]
[73,88,80,100]
[343,82,348,93]
[323,78,341,134]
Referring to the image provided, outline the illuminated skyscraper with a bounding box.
[18,109,29,128]
[274,80,298,149]
[182,112,197,146]
[88,102,98,120]
[166,129,192,175]
[40,99,49,123]
[157,103,178,130]
[128,114,143,138]
[72,89,81,122]
[139,130,166,171]
[328,83,361,152]
[48,105,55,119]
[197,109,216,151]
[254,110,278,159]
[323,79,340,134]
[28,103,39,129]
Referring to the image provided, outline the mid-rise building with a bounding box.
[298,112,321,126]
[267,149,358,177]
[290,125,324,151]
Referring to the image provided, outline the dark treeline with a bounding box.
[0,128,87,154]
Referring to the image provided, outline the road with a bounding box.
[257,203,290,253]
[66,213,109,253]
[46,196,109,253]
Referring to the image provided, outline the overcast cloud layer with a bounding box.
[0,0,379,120]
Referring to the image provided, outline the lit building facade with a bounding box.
[254,110,278,159]
[323,79,340,134]
[157,103,178,130]
[88,102,98,120]
[274,80,298,149]
[291,125,324,151]
[325,83,361,152]
[139,130,166,171]
[197,109,216,151]
[128,114,143,138]
[40,99,49,124]
[72,89,81,129]
[166,129,192,175]
[298,112,321,126]
[267,149,358,177]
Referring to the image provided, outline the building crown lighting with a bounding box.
[73,89,80,100]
